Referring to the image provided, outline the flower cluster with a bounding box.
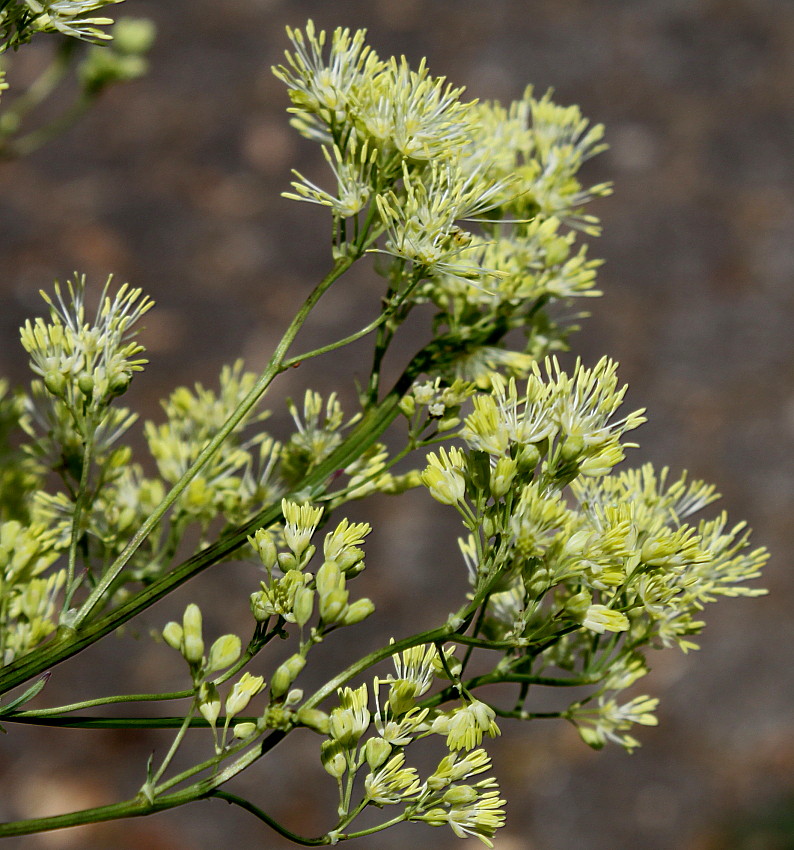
[0,0,122,50]
[249,499,375,632]
[417,356,766,754]
[311,645,505,847]
[276,23,612,391]
[0,20,769,850]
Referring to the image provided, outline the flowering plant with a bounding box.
[0,18,767,847]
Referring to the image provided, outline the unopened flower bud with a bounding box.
[490,456,518,499]
[442,785,479,805]
[297,707,330,735]
[271,654,306,698]
[162,621,183,651]
[319,588,349,624]
[181,604,204,664]
[284,688,303,707]
[321,741,347,778]
[233,721,258,740]
[516,444,541,473]
[206,634,241,673]
[565,590,592,623]
[560,433,585,462]
[250,529,278,570]
[316,560,343,597]
[293,585,315,628]
[398,395,416,417]
[340,597,374,626]
[337,548,365,573]
[365,737,392,770]
[249,590,270,622]
[108,373,131,397]
[278,551,298,571]
[77,373,95,397]
[420,807,448,827]
[43,371,66,397]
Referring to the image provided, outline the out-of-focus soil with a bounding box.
[1,2,793,849]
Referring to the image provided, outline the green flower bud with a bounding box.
[419,807,448,827]
[206,634,241,673]
[490,456,518,499]
[278,551,298,571]
[250,590,269,622]
[341,597,374,626]
[316,560,343,597]
[293,585,315,628]
[43,371,66,397]
[296,707,330,735]
[321,740,347,778]
[398,395,416,417]
[516,443,541,473]
[250,529,278,570]
[365,737,392,770]
[560,433,585,462]
[284,688,303,707]
[565,590,592,623]
[319,588,349,624]
[270,654,306,698]
[162,621,183,651]
[77,373,95,397]
[108,373,131,397]
[437,415,461,432]
[181,604,204,664]
[443,785,479,805]
[232,721,258,740]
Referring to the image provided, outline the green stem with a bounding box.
[490,706,561,721]
[339,813,408,840]
[210,791,330,846]
[61,415,97,616]
[1,714,259,729]
[0,789,198,838]
[5,689,192,717]
[0,728,288,837]
[73,255,355,629]
[150,706,196,787]
[281,272,419,370]
[334,798,368,834]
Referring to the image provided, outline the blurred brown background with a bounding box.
[1,1,793,848]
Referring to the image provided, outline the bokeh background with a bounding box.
[1,1,793,848]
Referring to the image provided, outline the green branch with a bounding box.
[210,791,330,846]
[1,714,258,729]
